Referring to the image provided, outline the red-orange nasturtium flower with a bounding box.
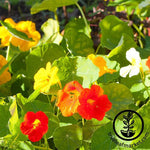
[20,111,48,142]
[0,55,11,85]
[56,81,83,117]
[77,85,112,121]
[146,56,150,70]
[88,54,116,77]
[0,18,41,51]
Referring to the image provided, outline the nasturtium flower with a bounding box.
[0,18,41,51]
[77,85,112,121]
[88,54,116,77]
[0,55,11,85]
[56,81,83,117]
[34,62,61,94]
[20,111,48,142]
[146,56,150,70]
[120,48,142,78]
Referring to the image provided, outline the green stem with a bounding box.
[75,2,89,31]
[82,118,85,126]
[8,133,19,149]
[6,45,10,61]
[54,9,58,22]
[95,43,101,54]
[33,145,52,150]
[44,135,49,150]
[132,23,145,39]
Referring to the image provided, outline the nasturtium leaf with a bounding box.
[0,104,11,137]
[65,18,91,38]
[23,100,53,114]
[108,33,137,67]
[76,57,99,87]
[9,99,27,141]
[16,141,35,150]
[31,0,78,14]
[0,20,34,41]
[26,43,65,78]
[45,112,59,138]
[53,125,82,150]
[64,29,94,56]
[101,83,134,118]
[83,117,110,141]
[130,100,150,148]
[100,15,134,50]
[53,56,99,88]
[41,18,62,44]
[9,51,29,75]
[91,122,117,150]
[11,75,33,97]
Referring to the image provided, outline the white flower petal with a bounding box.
[120,65,132,78]
[129,66,140,77]
[126,48,141,64]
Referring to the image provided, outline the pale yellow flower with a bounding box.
[0,18,41,51]
[0,55,11,85]
[34,62,61,94]
[88,54,116,77]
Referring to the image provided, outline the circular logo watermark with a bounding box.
[113,110,144,141]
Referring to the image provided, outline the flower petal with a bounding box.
[126,48,141,64]
[120,65,132,78]
[129,66,140,77]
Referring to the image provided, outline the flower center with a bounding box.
[131,58,136,66]
[87,99,95,105]
[32,119,41,129]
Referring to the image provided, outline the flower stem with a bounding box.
[54,9,58,22]
[75,2,89,33]
[33,145,52,150]
[6,45,10,61]
[82,118,85,126]
[44,135,49,150]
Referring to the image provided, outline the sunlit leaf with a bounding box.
[31,0,78,14]
[100,15,134,50]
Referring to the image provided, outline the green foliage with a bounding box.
[40,18,62,44]
[31,0,79,14]
[102,83,134,118]
[53,56,99,88]
[0,104,11,137]
[53,125,82,150]
[0,1,150,149]
[0,21,34,42]
[26,43,66,77]
[100,15,134,50]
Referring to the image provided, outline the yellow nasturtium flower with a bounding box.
[34,62,61,94]
[0,18,41,51]
[0,55,11,85]
[88,54,116,77]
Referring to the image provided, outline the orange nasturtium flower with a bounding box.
[34,62,61,94]
[0,18,41,51]
[56,81,83,117]
[146,56,150,70]
[20,111,48,142]
[0,55,11,85]
[88,54,116,77]
[77,85,112,121]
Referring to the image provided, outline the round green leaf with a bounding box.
[100,15,134,50]
[53,125,82,150]
[102,83,134,118]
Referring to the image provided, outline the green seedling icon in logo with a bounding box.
[120,111,135,137]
